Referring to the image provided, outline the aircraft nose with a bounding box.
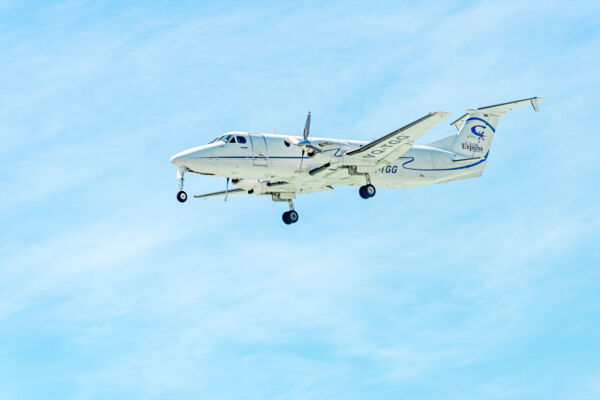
[171,145,210,167]
[170,150,191,167]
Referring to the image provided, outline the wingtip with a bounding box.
[531,97,547,112]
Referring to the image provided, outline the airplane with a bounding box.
[170,97,545,225]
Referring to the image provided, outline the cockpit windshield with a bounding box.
[208,134,247,144]
[208,134,231,144]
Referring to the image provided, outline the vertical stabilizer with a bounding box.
[452,112,499,157]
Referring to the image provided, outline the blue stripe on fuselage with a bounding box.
[399,151,489,171]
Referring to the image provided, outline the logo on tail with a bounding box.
[471,125,486,140]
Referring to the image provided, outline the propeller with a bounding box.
[303,111,311,141]
[224,177,229,204]
[298,112,311,171]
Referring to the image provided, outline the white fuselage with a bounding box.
[170,132,487,190]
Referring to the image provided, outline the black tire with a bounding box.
[288,210,299,223]
[282,211,292,225]
[177,191,188,203]
[359,186,370,199]
[365,184,376,198]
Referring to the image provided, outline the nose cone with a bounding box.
[170,151,186,167]
[170,144,212,168]
[170,148,196,167]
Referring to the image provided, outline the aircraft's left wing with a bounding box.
[343,111,450,166]
[194,182,333,200]
[194,188,247,199]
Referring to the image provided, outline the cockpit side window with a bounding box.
[229,136,237,144]
[236,136,247,144]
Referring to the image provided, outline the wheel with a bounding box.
[177,190,188,203]
[282,210,299,224]
[365,184,376,198]
[288,210,299,223]
[359,186,369,199]
[282,211,292,225]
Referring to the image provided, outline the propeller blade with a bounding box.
[303,111,311,140]
[224,177,229,204]
[298,111,311,172]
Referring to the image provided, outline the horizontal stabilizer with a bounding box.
[470,96,546,114]
[426,134,457,150]
[451,97,546,131]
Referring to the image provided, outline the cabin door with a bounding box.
[249,134,268,166]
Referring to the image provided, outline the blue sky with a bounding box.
[1,1,599,399]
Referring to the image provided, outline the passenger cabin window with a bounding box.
[236,136,247,144]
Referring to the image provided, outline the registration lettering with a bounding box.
[361,135,410,159]
[379,165,398,174]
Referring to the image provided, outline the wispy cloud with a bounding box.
[1,1,599,399]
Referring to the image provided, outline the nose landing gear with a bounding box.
[282,200,299,225]
[177,191,188,203]
[176,167,188,203]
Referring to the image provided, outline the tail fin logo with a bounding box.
[471,125,486,140]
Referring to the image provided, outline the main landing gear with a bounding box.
[282,200,299,225]
[359,174,376,199]
[359,184,376,199]
[176,167,188,203]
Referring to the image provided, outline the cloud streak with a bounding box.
[1,1,599,399]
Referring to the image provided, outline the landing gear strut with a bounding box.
[282,200,299,225]
[176,167,187,203]
[359,174,376,199]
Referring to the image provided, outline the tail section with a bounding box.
[451,112,499,157]
[429,97,546,157]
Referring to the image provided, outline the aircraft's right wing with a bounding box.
[342,111,450,166]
